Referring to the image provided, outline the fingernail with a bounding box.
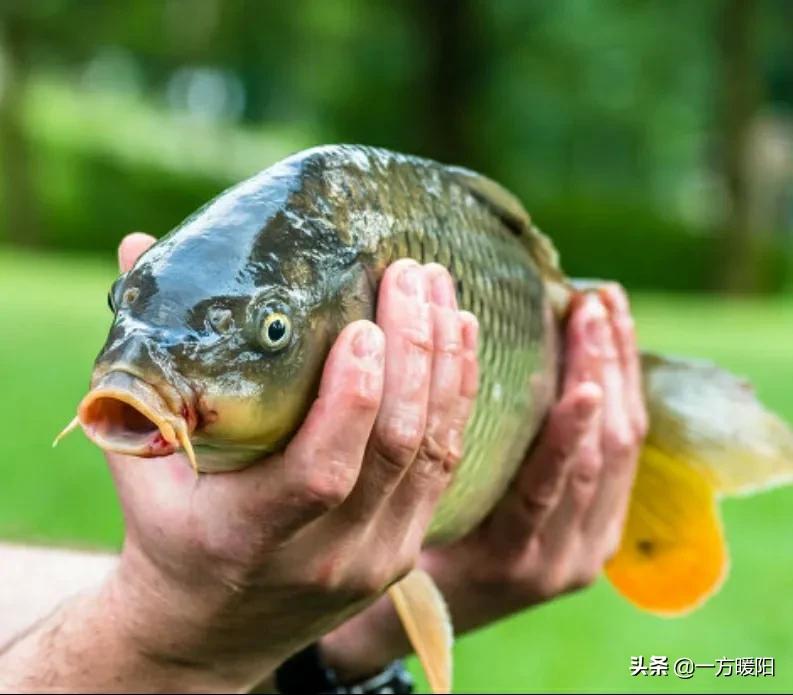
[352,324,384,362]
[398,264,423,297]
[431,272,455,308]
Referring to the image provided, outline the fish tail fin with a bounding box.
[387,568,453,693]
[606,353,793,616]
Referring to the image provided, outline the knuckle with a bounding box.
[410,453,452,488]
[419,428,448,467]
[444,440,463,474]
[543,436,576,466]
[347,565,403,599]
[375,413,424,467]
[434,321,463,357]
[402,324,434,356]
[570,450,602,487]
[210,533,272,583]
[437,340,462,358]
[519,489,556,519]
[604,429,637,462]
[298,468,354,511]
[297,554,391,602]
[341,381,382,412]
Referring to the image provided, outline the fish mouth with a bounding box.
[62,371,198,471]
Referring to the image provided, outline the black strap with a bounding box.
[275,642,414,695]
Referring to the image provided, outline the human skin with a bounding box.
[319,284,647,681]
[0,235,480,693]
[0,235,645,692]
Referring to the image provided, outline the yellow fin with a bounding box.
[606,444,728,616]
[387,568,453,693]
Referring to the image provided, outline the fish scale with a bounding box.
[340,148,553,541]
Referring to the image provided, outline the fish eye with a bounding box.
[260,310,292,351]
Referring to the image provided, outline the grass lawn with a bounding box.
[1,246,792,692]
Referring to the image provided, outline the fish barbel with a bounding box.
[58,145,793,692]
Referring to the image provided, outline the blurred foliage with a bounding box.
[1,0,793,291]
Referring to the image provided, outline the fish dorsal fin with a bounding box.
[449,166,571,314]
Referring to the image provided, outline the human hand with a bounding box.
[102,234,479,691]
[320,285,647,679]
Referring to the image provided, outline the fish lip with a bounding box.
[77,370,194,458]
[90,364,199,431]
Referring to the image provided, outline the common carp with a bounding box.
[57,145,793,692]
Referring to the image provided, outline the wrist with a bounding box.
[319,595,410,683]
[102,569,258,692]
[108,547,278,691]
[278,642,413,695]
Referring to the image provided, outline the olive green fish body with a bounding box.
[87,145,563,543]
[300,147,561,541]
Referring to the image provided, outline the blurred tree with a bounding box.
[409,0,481,167]
[0,9,39,246]
[0,0,791,291]
[718,0,763,293]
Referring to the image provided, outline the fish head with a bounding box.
[65,179,373,471]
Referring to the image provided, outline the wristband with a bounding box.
[275,642,414,695]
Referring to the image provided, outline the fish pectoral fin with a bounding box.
[605,444,728,616]
[387,568,453,693]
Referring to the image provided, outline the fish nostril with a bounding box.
[208,307,233,333]
[122,287,140,306]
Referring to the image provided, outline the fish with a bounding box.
[56,145,793,692]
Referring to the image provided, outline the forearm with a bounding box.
[0,545,269,693]
[0,543,116,649]
[0,574,240,693]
